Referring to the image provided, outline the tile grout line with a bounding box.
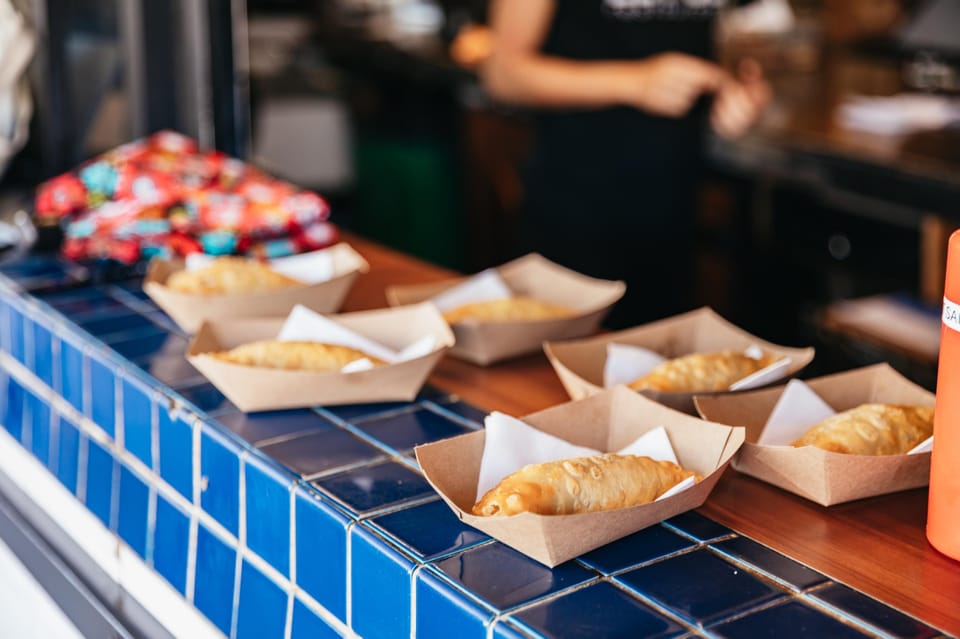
[229,451,248,639]
[409,563,425,639]
[345,520,356,631]
[185,415,202,603]
[283,480,297,639]
[48,410,61,484]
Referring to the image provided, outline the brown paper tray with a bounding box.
[386,253,625,366]
[144,242,369,333]
[694,363,934,506]
[544,307,815,414]
[416,386,744,567]
[186,303,454,412]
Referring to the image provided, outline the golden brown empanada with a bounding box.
[167,257,301,295]
[791,404,933,455]
[209,340,384,372]
[472,453,697,517]
[442,296,573,324]
[628,350,779,393]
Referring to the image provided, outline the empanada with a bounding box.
[209,340,383,372]
[628,350,779,393]
[792,404,933,455]
[443,296,573,324]
[472,453,697,517]
[168,257,301,295]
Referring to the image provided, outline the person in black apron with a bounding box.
[484,0,768,328]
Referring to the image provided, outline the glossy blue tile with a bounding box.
[664,511,733,542]
[174,382,238,416]
[711,600,870,638]
[436,400,487,427]
[713,537,828,591]
[158,405,193,501]
[27,389,51,466]
[491,620,534,639]
[291,598,341,639]
[416,568,492,639]
[259,428,382,477]
[319,401,413,424]
[57,416,81,494]
[118,464,149,558]
[122,377,154,467]
[578,524,696,575]
[614,548,785,626]
[0,300,9,352]
[75,312,157,338]
[85,438,115,529]
[88,356,116,437]
[107,281,152,302]
[201,426,240,536]
[153,496,190,594]
[59,337,85,411]
[217,409,333,446]
[32,321,56,388]
[354,408,474,453]
[350,525,416,639]
[511,581,686,639]
[810,583,939,639]
[369,499,488,561]
[134,353,204,387]
[2,376,26,440]
[236,560,288,639]
[245,457,291,576]
[108,331,189,363]
[37,289,125,316]
[9,303,25,364]
[295,488,350,622]
[194,524,237,636]
[315,461,433,515]
[434,543,594,611]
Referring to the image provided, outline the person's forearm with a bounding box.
[483,51,633,109]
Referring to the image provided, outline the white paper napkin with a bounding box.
[430,269,512,312]
[274,304,436,371]
[184,246,337,284]
[759,379,933,454]
[475,412,695,503]
[603,343,791,391]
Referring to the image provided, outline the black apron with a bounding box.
[521,0,722,327]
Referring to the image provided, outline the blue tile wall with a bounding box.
[664,511,734,542]
[85,438,115,529]
[350,525,417,639]
[27,388,51,466]
[295,488,349,623]
[615,548,785,626]
[415,569,493,639]
[134,353,203,388]
[59,336,85,411]
[315,461,433,515]
[57,416,81,494]
[433,543,594,612]
[711,600,870,639]
[200,425,240,536]
[32,321,55,389]
[291,598,341,639]
[75,311,158,339]
[236,560,288,639]
[175,382,238,416]
[37,288,126,316]
[157,405,193,501]
[510,581,685,639]
[0,298,10,352]
[88,355,116,437]
[118,464,150,558]
[809,583,940,639]
[353,408,474,453]
[260,428,382,477]
[8,302,26,365]
[153,496,190,595]
[194,524,238,636]
[217,409,332,446]
[106,331,189,363]
[122,377,154,467]
[578,525,695,575]
[244,457,291,577]
[1,376,26,440]
[713,537,828,592]
[368,499,489,561]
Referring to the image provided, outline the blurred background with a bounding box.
[1,0,958,387]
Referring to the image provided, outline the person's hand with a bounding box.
[620,53,727,117]
[710,58,771,138]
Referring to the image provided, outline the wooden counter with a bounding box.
[341,233,960,635]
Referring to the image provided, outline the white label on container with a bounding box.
[943,297,960,333]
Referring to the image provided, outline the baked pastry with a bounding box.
[209,340,383,372]
[791,404,934,455]
[628,350,780,393]
[167,257,301,295]
[472,453,697,517]
[442,296,573,324]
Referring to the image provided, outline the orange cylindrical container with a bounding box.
[928,229,960,559]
